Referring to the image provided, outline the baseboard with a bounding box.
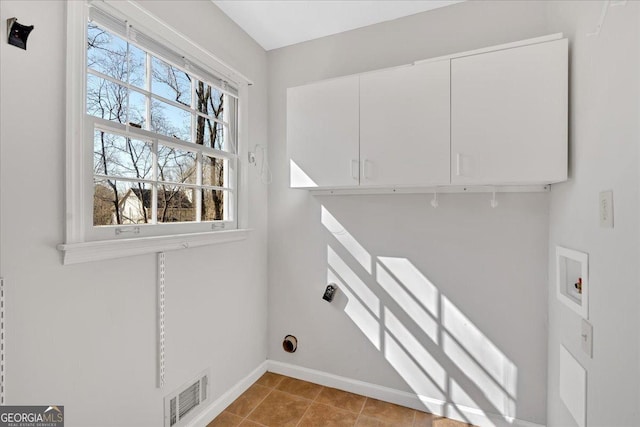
[188,360,268,427]
[267,360,545,427]
[185,359,544,427]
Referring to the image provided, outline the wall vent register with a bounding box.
[164,371,209,427]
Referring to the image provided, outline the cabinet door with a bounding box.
[360,61,450,186]
[287,75,360,188]
[451,39,568,184]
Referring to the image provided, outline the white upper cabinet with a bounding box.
[360,60,450,186]
[451,39,568,185]
[287,35,568,190]
[287,75,360,188]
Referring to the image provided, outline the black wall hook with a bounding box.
[7,17,34,50]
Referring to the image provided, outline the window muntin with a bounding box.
[86,22,237,230]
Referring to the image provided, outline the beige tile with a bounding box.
[413,411,434,427]
[355,415,399,427]
[207,411,243,427]
[361,398,415,427]
[247,390,311,426]
[316,387,367,413]
[432,416,474,427]
[225,384,271,417]
[298,402,359,427]
[275,377,323,400]
[255,372,286,388]
[205,373,476,427]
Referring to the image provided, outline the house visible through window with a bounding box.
[87,21,238,228]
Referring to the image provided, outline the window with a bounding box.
[60,1,250,264]
[87,20,238,233]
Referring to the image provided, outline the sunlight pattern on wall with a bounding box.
[377,259,439,344]
[384,308,447,402]
[442,296,518,418]
[290,159,318,187]
[322,206,372,273]
[449,378,494,426]
[328,246,380,349]
[321,204,518,426]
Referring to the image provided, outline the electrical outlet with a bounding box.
[581,319,593,358]
[599,190,613,228]
[323,284,337,302]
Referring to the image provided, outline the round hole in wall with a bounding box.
[283,335,297,353]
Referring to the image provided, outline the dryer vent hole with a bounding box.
[283,335,297,353]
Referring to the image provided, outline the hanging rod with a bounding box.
[309,184,550,196]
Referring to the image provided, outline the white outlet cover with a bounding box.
[599,190,613,228]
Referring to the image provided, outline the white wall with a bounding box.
[545,2,640,426]
[3,1,637,426]
[0,1,268,426]
[267,2,552,424]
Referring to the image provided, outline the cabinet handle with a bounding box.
[362,159,371,180]
[351,159,359,181]
[456,153,462,176]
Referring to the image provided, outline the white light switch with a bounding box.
[581,319,593,358]
[599,190,613,228]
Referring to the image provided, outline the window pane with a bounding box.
[151,56,191,106]
[201,189,226,221]
[93,179,151,225]
[157,185,196,223]
[128,90,147,129]
[94,131,152,179]
[151,99,192,142]
[202,156,227,188]
[87,74,128,123]
[195,117,226,151]
[225,96,238,154]
[129,44,147,89]
[157,145,197,184]
[195,81,223,116]
[87,24,128,83]
[94,179,116,226]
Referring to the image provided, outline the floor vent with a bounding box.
[164,370,209,427]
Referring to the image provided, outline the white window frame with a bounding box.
[59,1,251,265]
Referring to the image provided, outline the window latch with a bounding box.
[115,227,140,235]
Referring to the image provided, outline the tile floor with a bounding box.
[207,372,475,427]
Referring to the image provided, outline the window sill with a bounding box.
[57,229,251,265]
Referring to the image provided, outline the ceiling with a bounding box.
[212,1,464,51]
